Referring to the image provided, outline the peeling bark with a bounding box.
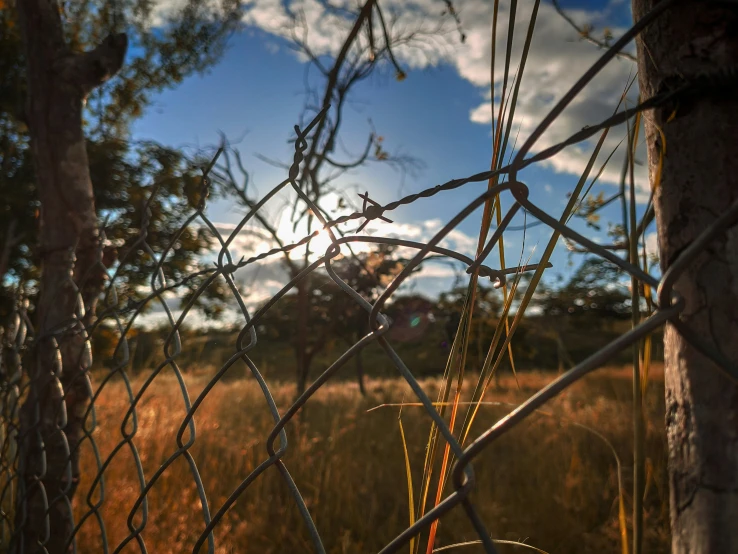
[14,1,127,552]
[632,1,738,552]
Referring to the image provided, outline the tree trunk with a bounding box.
[355,345,366,396]
[555,330,574,375]
[632,2,738,552]
[296,280,310,397]
[14,2,126,552]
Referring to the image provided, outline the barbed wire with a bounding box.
[1,0,737,552]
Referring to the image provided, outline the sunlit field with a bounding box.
[75,366,669,553]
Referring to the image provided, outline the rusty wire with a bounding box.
[1,1,738,552]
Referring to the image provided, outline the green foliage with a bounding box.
[65,0,243,135]
[0,0,243,321]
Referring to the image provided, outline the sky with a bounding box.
[130,0,656,324]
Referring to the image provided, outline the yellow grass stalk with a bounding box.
[486,0,543,386]
[628,109,645,554]
[419,1,512,548]
[422,269,480,552]
[458,74,638,452]
[376,398,630,554]
[398,408,416,554]
[424,385,463,554]
[433,538,550,553]
[423,4,546,548]
[415,295,475,554]
[638,112,667,403]
[460,126,612,449]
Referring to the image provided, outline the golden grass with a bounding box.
[73,365,670,553]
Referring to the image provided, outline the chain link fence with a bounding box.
[1,1,737,552]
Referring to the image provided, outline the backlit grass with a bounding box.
[73,366,669,553]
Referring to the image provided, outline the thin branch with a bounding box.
[374,1,406,79]
[323,133,375,169]
[254,153,291,170]
[64,32,129,93]
[214,147,300,275]
[550,0,637,62]
[299,0,377,196]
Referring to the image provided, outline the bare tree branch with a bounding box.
[211,146,301,276]
[551,0,637,62]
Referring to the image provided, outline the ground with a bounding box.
[74,365,670,553]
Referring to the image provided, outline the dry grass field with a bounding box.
[74,365,670,553]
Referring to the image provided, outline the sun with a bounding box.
[308,227,342,259]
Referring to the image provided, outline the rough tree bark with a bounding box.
[15,1,127,552]
[632,1,738,552]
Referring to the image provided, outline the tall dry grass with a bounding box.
[74,366,669,553]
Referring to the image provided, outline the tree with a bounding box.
[257,244,406,395]
[537,257,631,325]
[211,0,450,396]
[325,244,407,394]
[631,2,738,553]
[1,2,238,318]
[5,1,241,551]
[551,2,737,550]
[527,257,631,372]
[438,284,501,351]
[384,294,437,343]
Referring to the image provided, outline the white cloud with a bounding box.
[424,218,444,232]
[413,263,458,279]
[450,1,646,191]
[235,0,647,193]
[644,231,659,260]
[149,0,646,191]
[442,228,478,255]
[135,207,544,329]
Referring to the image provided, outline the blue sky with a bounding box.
[131,0,654,317]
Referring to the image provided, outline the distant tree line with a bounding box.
[93,253,661,392]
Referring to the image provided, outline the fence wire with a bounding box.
[2,1,737,552]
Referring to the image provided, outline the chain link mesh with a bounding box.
[2,2,737,552]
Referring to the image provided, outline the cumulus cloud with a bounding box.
[236,0,648,193]
[150,0,647,191]
[644,231,659,260]
[437,0,645,191]
[149,0,648,192]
